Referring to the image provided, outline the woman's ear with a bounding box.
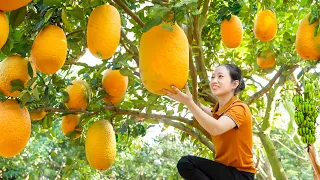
[232,80,240,90]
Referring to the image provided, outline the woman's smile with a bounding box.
[211,85,219,90]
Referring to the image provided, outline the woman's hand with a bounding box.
[164,83,193,105]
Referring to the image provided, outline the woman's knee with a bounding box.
[177,155,193,170]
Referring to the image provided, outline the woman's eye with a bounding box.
[219,75,223,78]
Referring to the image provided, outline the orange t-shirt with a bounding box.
[211,95,256,174]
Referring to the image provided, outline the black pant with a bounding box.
[177,155,254,180]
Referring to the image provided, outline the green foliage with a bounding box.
[0,122,197,179]
[216,1,242,22]
[271,128,313,180]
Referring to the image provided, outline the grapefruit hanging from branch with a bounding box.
[139,22,189,95]
[87,5,121,60]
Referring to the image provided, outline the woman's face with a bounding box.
[210,66,238,97]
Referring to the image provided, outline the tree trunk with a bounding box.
[308,145,320,180]
[258,132,288,180]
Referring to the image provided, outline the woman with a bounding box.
[164,64,256,180]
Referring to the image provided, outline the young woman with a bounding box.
[164,64,256,180]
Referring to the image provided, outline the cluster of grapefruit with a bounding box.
[0,2,127,171]
[220,9,319,69]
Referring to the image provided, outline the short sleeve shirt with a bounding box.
[211,96,256,173]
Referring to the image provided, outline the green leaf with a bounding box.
[44,86,49,105]
[44,8,54,23]
[88,0,103,8]
[61,9,72,32]
[160,23,173,32]
[66,158,73,165]
[0,91,6,102]
[97,90,108,99]
[46,115,53,128]
[10,79,24,92]
[143,17,162,33]
[283,32,292,41]
[0,42,12,56]
[34,18,45,31]
[27,78,37,88]
[43,0,62,6]
[217,6,229,18]
[178,103,184,112]
[119,68,132,76]
[120,123,128,134]
[62,91,69,103]
[21,92,32,107]
[314,24,320,37]
[85,84,91,104]
[275,0,283,8]
[167,110,174,116]
[41,115,48,129]
[283,101,295,134]
[96,52,102,59]
[14,29,23,40]
[78,67,88,76]
[32,87,40,101]
[66,131,78,139]
[112,64,122,70]
[230,2,241,15]
[191,10,201,15]
[149,5,168,18]
[9,6,27,29]
[180,132,187,142]
[292,134,301,144]
[315,20,320,37]
[62,165,72,176]
[309,6,319,25]
[28,61,34,78]
[70,6,84,20]
[300,0,313,7]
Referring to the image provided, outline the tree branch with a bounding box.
[200,91,217,105]
[197,0,203,9]
[64,61,91,68]
[201,0,211,16]
[66,29,84,38]
[190,117,212,140]
[54,165,63,180]
[262,65,297,132]
[192,15,208,82]
[246,65,298,105]
[113,0,144,28]
[120,40,133,54]
[121,30,139,65]
[30,106,193,125]
[245,76,264,89]
[261,93,277,133]
[114,108,193,125]
[245,70,281,105]
[73,46,87,63]
[297,59,320,79]
[29,106,216,149]
[258,132,288,180]
[199,0,211,31]
[308,145,320,180]
[161,119,214,152]
[189,46,199,105]
[273,139,307,161]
